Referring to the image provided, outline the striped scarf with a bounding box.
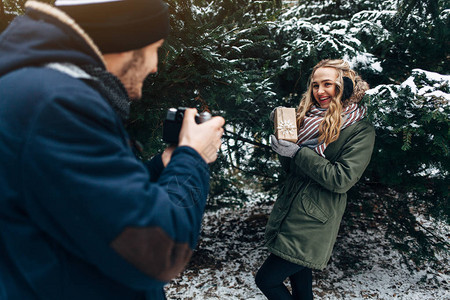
[297,104,366,157]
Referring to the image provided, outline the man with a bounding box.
[0,0,224,299]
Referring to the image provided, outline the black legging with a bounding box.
[255,254,313,300]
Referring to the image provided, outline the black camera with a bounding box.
[162,107,212,144]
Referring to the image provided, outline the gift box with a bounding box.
[274,107,297,142]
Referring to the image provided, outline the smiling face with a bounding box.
[311,67,338,109]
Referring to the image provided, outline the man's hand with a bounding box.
[270,134,301,158]
[178,109,225,164]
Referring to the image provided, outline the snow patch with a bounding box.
[165,195,449,299]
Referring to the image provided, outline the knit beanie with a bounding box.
[54,0,170,54]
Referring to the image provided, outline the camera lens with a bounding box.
[197,111,212,123]
[176,111,184,122]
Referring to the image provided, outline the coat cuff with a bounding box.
[172,146,209,170]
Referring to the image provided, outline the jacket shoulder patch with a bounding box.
[110,226,192,282]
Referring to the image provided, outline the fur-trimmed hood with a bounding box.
[0,1,104,78]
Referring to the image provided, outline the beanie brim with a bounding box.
[57,0,170,54]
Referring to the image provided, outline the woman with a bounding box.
[255,59,375,299]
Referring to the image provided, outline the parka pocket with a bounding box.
[301,195,330,223]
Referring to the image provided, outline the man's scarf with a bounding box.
[297,103,366,157]
[45,62,130,121]
[81,65,131,122]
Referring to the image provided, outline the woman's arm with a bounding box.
[278,155,291,173]
[293,122,375,193]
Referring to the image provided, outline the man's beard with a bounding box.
[119,50,145,101]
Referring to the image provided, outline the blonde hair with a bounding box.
[296,59,369,145]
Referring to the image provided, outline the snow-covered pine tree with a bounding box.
[3,0,446,266]
[365,69,449,266]
[127,0,284,204]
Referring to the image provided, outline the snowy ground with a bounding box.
[165,192,450,299]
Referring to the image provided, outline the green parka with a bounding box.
[265,119,375,270]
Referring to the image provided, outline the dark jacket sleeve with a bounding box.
[278,155,291,173]
[292,122,375,193]
[21,81,209,290]
[145,154,164,182]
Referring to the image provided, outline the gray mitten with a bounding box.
[270,134,301,158]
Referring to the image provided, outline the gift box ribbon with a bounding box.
[277,120,296,136]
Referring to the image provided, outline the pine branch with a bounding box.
[415,221,450,248]
[223,129,271,150]
[230,163,277,180]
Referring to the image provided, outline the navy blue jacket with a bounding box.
[0,3,209,299]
